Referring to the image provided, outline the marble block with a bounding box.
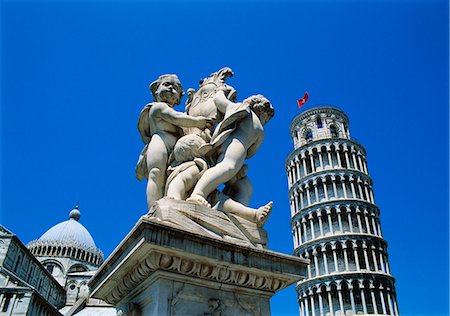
[89,200,308,316]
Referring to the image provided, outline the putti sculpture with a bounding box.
[89,68,308,315]
[136,67,274,247]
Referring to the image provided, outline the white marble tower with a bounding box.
[286,107,399,315]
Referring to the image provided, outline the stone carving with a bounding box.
[136,68,274,230]
[102,248,289,305]
[203,299,223,316]
[136,74,213,207]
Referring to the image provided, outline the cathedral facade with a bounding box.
[0,207,115,315]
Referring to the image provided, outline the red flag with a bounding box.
[297,91,309,108]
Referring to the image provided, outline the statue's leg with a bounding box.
[224,175,253,206]
[189,139,246,204]
[146,136,169,209]
[215,191,273,227]
[166,165,200,200]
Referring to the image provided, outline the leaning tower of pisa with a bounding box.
[286,106,399,316]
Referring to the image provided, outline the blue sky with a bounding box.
[1,0,448,315]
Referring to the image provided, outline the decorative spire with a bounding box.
[69,204,81,221]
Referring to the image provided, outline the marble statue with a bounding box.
[187,90,274,206]
[136,68,274,230]
[136,74,213,208]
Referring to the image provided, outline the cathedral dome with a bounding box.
[27,206,103,267]
[38,208,96,248]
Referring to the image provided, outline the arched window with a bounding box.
[68,264,88,273]
[316,117,323,128]
[330,125,338,138]
[305,130,313,142]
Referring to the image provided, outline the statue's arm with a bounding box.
[214,90,234,114]
[157,104,210,128]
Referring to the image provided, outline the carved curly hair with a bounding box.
[242,94,275,119]
[149,74,184,104]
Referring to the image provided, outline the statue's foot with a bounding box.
[256,201,273,227]
[187,195,212,208]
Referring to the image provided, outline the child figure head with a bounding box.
[173,134,206,163]
[242,94,274,125]
[150,74,184,106]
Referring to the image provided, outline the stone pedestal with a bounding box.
[89,200,308,316]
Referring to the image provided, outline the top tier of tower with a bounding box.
[290,107,350,149]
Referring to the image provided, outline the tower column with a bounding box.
[353,242,360,271]
[369,186,375,203]
[341,178,348,199]
[357,179,364,200]
[318,150,324,170]
[309,214,315,240]
[357,153,364,172]
[287,166,293,186]
[310,293,316,316]
[362,244,370,270]
[387,291,395,315]
[300,298,305,316]
[313,180,319,203]
[326,208,334,235]
[298,223,303,245]
[371,213,378,235]
[331,177,338,199]
[364,210,371,234]
[336,147,342,168]
[327,288,334,316]
[299,188,304,209]
[302,155,308,176]
[364,184,371,202]
[371,246,379,271]
[306,186,312,206]
[356,210,363,233]
[349,286,356,314]
[295,157,302,181]
[344,148,351,168]
[327,147,333,168]
[293,192,299,213]
[302,218,308,242]
[336,209,343,232]
[350,178,357,198]
[380,287,388,315]
[361,286,368,314]
[317,289,324,316]
[370,285,379,314]
[346,207,353,233]
[337,287,345,315]
[331,244,339,272]
[318,213,324,237]
[305,252,312,278]
[322,179,329,200]
[309,154,316,173]
[304,293,310,316]
[343,244,349,271]
[322,247,329,275]
[301,217,308,242]
[351,151,358,169]
[312,250,320,277]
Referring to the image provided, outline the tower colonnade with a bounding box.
[286,107,399,316]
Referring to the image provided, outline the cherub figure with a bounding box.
[165,134,208,200]
[136,74,212,209]
[166,135,272,227]
[187,90,275,218]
